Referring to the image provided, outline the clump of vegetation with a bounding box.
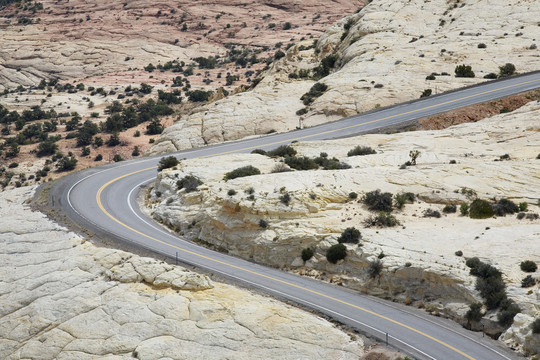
[520,260,537,273]
[455,64,475,78]
[532,318,540,334]
[423,209,441,218]
[301,248,314,262]
[492,198,518,216]
[267,145,297,157]
[176,175,202,193]
[469,199,494,219]
[455,250,463,257]
[337,227,361,244]
[313,54,338,79]
[227,189,237,196]
[498,63,516,78]
[284,156,318,170]
[394,192,415,209]
[258,219,269,229]
[364,212,399,227]
[443,204,457,213]
[326,243,347,264]
[347,146,376,157]
[363,190,393,212]
[56,154,77,172]
[157,156,179,171]
[465,303,484,323]
[420,89,432,98]
[521,275,535,288]
[224,165,261,180]
[300,82,328,105]
[348,192,358,200]
[460,203,469,216]
[279,192,291,205]
[368,259,383,279]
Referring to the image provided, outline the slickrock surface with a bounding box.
[0,187,366,359]
[149,101,540,355]
[149,0,540,155]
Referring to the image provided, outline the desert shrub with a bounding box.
[532,318,540,334]
[484,73,498,79]
[347,145,376,157]
[477,276,506,310]
[157,156,179,171]
[113,154,124,162]
[455,64,475,78]
[498,63,516,78]
[517,212,526,220]
[55,155,77,172]
[37,139,58,157]
[326,243,347,264]
[279,192,291,205]
[271,163,291,173]
[224,165,261,180]
[425,74,436,80]
[477,43,487,49]
[455,250,463,257]
[284,156,318,170]
[245,187,255,195]
[518,202,528,212]
[81,146,91,156]
[460,203,469,216]
[363,190,393,212]
[469,199,494,219]
[337,227,361,244]
[420,89,432,98]
[267,145,296,157]
[465,303,483,322]
[498,300,520,327]
[300,82,328,105]
[188,90,212,102]
[492,198,518,216]
[8,162,18,168]
[443,204,457,213]
[227,189,237,196]
[364,212,399,227]
[301,248,314,262]
[251,149,267,155]
[466,257,482,270]
[423,209,441,218]
[258,219,269,229]
[394,192,415,209]
[312,54,338,79]
[521,275,535,288]
[132,146,140,156]
[94,154,103,161]
[106,132,121,146]
[177,175,203,193]
[368,259,383,279]
[521,260,537,273]
[349,192,358,200]
[274,50,285,60]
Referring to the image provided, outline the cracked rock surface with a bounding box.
[0,187,365,360]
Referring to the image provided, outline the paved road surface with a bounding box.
[52,72,540,359]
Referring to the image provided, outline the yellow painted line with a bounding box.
[97,168,473,359]
[95,77,540,360]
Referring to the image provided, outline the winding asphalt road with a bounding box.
[51,72,540,360]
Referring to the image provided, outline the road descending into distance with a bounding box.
[52,72,540,359]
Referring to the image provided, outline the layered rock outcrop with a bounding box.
[0,186,366,359]
[149,0,540,155]
[149,102,540,355]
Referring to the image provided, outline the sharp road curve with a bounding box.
[52,72,540,360]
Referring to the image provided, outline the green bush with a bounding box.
[465,303,483,322]
[368,259,383,279]
[521,275,535,288]
[443,204,457,213]
[337,227,361,244]
[251,149,267,156]
[284,156,318,170]
[300,82,328,105]
[348,192,358,200]
[347,145,376,157]
[498,63,516,78]
[94,154,103,161]
[497,300,520,327]
[55,155,77,172]
[364,212,399,227]
[394,192,415,209]
[518,202,528,212]
[455,250,463,257]
[326,243,347,264]
[363,190,393,212]
[460,203,469,216]
[423,209,441,218]
[492,198,518,216]
[113,154,124,162]
[469,199,494,219]
[157,156,179,171]
[8,162,18,168]
[520,260,537,273]
[227,189,237,196]
[420,89,432,98]
[279,192,291,205]
[258,219,268,229]
[455,64,475,78]
[301,248,314,262]
[224,165,261,180]
[465,257,481,270]
[267,145,296,157]
[176,175,203,193]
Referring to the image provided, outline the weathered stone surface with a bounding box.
[149,0,540,155]
[150,102,540,355]
[0,187,365,359]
